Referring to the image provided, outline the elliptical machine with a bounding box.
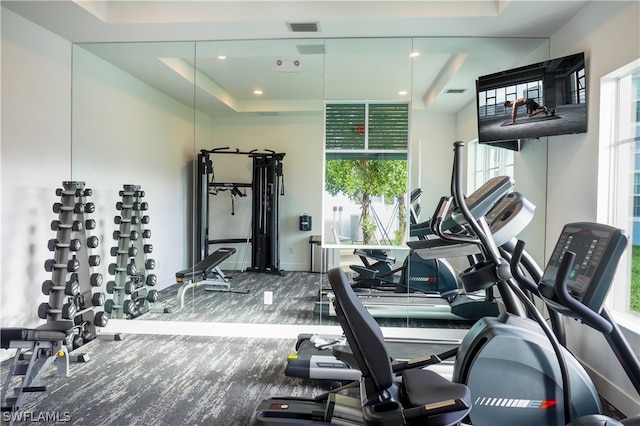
[348,176,514,296]
[431,142,639,425]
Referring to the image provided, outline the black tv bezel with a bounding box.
[476,51,587,150]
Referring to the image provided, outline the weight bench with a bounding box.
[174,247,248,309]
[1,321,74,420]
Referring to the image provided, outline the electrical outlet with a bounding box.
[264,291,273,305]
[288,246,294,254]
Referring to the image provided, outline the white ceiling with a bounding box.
[2,1,591,116]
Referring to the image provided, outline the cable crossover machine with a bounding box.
[195,147,286,275]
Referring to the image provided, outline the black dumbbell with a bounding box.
[52,202,84,214]
[42,278,79,296]
[109,246,138,257]
[83,188,92,197]
[112,230,139,241]
[44,258,80,272]
[88,254,101,267]
[131,201,149,211]
[91,292,105,307]
[105,280,136,295]
[115,201,132,211]
[104,299,136,315]
[50,220,83,232]
[90,272,103,287]
[115,215,140,225]
[55,188,74,197]
[84,202,95,213]
[81,329,92,343]
[41,278,80,296]
[145,259,156,270]
[107,262,137,276]
[142,229,151,239]
[94,311,109,328]
[141,215,150,224]
[86,236,99,249]
[146,274,157,286]
[85,219,96,230]
[143,244,153,254]
[146,289,159,303]
[38,302,76,320]
[47,238,81,252]
[72,334,84,350]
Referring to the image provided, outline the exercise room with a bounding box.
[1,1,639,425]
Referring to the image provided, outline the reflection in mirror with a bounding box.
[70,36,550,332]
[405,37,550,329]
[71,42,197,318]
[321,38,413,325]
[192,39,327,325]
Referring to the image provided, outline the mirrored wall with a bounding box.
[71,36,549,328]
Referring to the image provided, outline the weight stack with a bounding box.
[105,184,159,319]
[41,181,108,350]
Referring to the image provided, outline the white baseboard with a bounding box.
[583,361,640,417]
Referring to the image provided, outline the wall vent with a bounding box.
[287,22,319,32]
[297,45,325,55]
[445,89,467,94]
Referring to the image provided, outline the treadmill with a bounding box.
[313,176,535,321]
[287,191,537,383]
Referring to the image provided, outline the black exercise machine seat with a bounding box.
[175,247,236,282]
[327,268,471,425]
[1,321,74,349]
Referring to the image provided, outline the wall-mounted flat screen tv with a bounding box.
[476,52,587,150]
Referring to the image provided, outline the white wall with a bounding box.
[72,46,197,290]
[204,113,324,272]
[411,110,458,222]
[548,1,640,417]
[1,9,72,334]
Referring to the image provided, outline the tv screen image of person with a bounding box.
[476,52,586,150]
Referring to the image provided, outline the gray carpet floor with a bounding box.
[144,270,475,329]
[1,271,625,424]
[3,333,323,425]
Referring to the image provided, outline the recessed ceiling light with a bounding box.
[398,90,408,96]
[217,55,227,60]
[409,52,420,58]
[254,90,263,95]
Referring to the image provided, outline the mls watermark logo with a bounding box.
[2,411,71,423]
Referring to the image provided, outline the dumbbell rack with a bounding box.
[105,184,165,319]
[41,181,108,356]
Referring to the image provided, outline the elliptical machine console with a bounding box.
[538,223,627,319]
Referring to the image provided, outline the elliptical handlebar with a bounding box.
[451,142,506,268]
[431,196,481,245]
[451,142,513,285]
[510,240,542,295]
[551,251,614,335]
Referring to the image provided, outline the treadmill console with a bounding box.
[539,222,627,316]
[448,175,514,227]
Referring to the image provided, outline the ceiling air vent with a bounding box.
[445,89,467,94]
[287,22,319,32]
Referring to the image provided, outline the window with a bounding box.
[467,140,514,192]
[599,59,640,325]
[324,102,409,247]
